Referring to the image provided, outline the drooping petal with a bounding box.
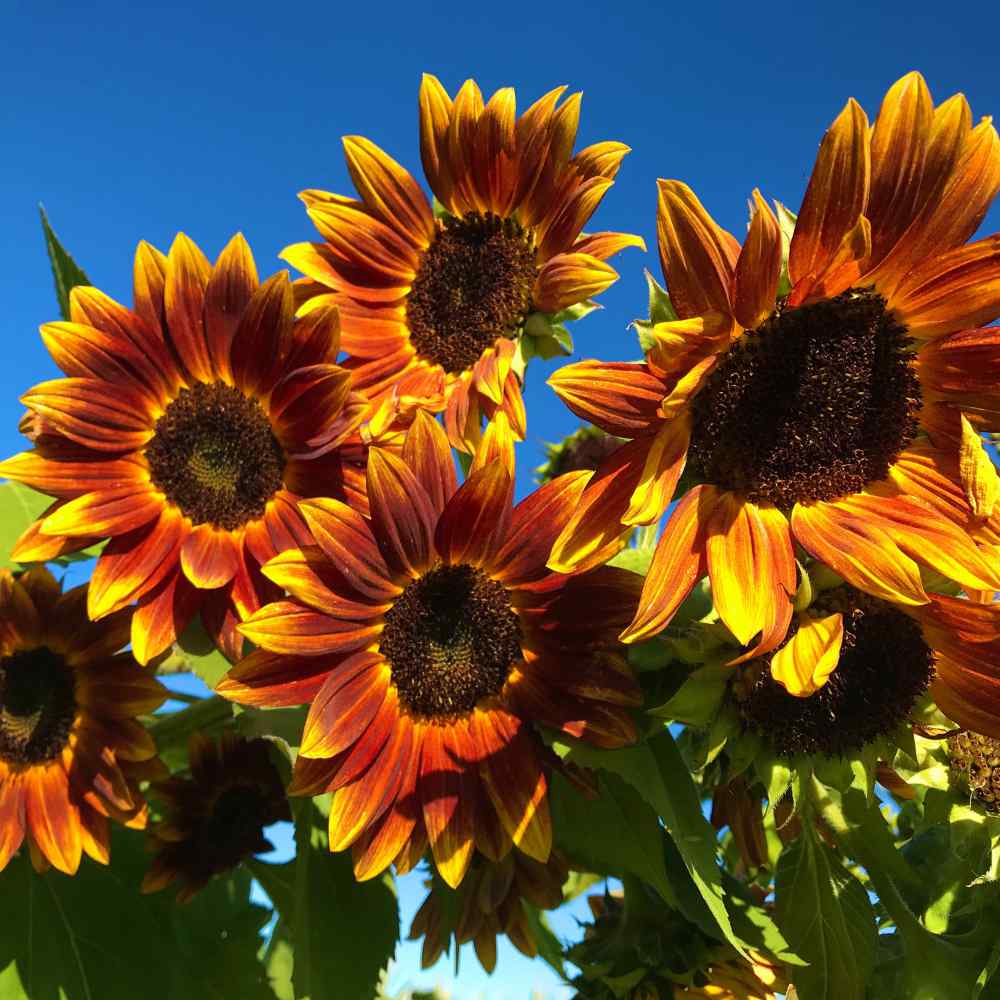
[622,415,690,526]
[216,648,339,707]
[24,765,82,875]
[621,484,717,643]
[547,438,653,574]
[788,98,871,287]
[790,500,927,605]
[770,612,844,697]
[0,779,26,872]
[533,253,618,314]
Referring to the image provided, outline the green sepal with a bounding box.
[40,204,91,320]
[774,201,797,298]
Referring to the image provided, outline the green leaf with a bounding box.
[648,662,730,725]
[521,902,565,977]
[246,859,296,919]
[289,800,399,1000]
[550,299,601,324]
[554,732,744,956]
[0,846,175,1000]
[0,482,51,570]
[774,822,876,1000]
[173,618,235,690]
[608,546,654,576]
[774,201,797,298]
[40,205,91,320]
[236,706,307,753]
[147,695,234,771]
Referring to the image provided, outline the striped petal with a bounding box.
[300,653,388,759]
[533,253,618,314]
[41,485,160,537]
[656,180,737,320]
[216,648,337,707]
[403,410,459,517]
[547,361,666,438]
[343,135,435,247]
[790,500,927,605]
[24,765,82,875]
[770,612,844,697]
[420,723,476,888]
[21,377,156,452]
[622,415,690,526]
[130,566,201,666]
[238,600,380,657]
[788,99,871,288]
[298,498,399,601]
[434,463,513,568]
[733,189,782,330]
[572,231,646,261]
[0,451,146,497]
[230,272,294,396]
[547,437,654,574]
[621,484,717,643]
[492,471,591,586]
[367,448,437,579]
[204,233,259,382]
[0,779,26,872]
[132,241,168,338]
[419,73,456,206]
[164,233,213,384]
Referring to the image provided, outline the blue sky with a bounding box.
[5,0,1000,994]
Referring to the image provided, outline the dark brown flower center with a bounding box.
[406,212,537,375]
[196,784,274,875]
[739,588,933,757]
[146,382,285,530]
[0,646,77,766]
[381,564,522,717]
[687,289,922,507]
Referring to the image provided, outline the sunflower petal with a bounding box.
[419,73,456,207]
[130,567,201,666]
[622,415,690,526]
[367,448,437,579]
[217,647,337,707]
[230,272,294,396]
[204,233,259,382]
[533,253,618,314]
[733,189,782,330]
[41,485,160,538]
[24,765,82,875]
[420,724,476,888]
[164,233,213,383]
[770,612,844,697]
[547,361,665,438]
[238,600,380,657]
[435,463,513,568]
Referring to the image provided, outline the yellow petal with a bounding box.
[959,413,1000,518]
[770,612,844,697]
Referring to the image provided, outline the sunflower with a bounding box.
[141,732,290,902]
[0,234,375,665]
[733,581,1000,757]
[217,411,641,887]
[409,849,568,973]
[548,71,1000,653]
[0,567,166,875]
[282,73,643,454]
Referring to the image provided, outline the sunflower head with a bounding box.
[948,731,1000,812]
[142,732,291,902]
[548,71,1000,654]
[0,233,375,666]
[735,582,935,757]
[218,411,641,888]
[282,74,644,454]
[408,849,568,973]
[0,567,166,875]
[536,425,626,484]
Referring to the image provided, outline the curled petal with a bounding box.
[533,253,618,314]
[770,612,844,697]
[547,361,666,438]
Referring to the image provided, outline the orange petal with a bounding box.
[475,711,550,862]
[770,612,844,696]
[538,176,613,262]
[915,93,973,211]
[733,189,782,330]
[300,653,388,759]
[286,301,342,368]
[867,72,934,264]
[932,671,1000,739]
[367,448,437,579]
[547,437,652,574]
[402,410,458,517]
[655,180,737,320]
[298,498,399,601]
[343,135,435,247]
[492,471,591,586]
[622,415,690,526]
[87,506,186,620]
[873,117,1000,297]
[572,231,646,261]
[204,233,259,382]
[0,778,26,872]
[163,233,213,383]
[21,377,155,452]
[216,647,337,707]
[435,463,513,568]
[0,450,145,497]
[269,363,354,453]
[533,253,618,314]
[469,412,516,479]
[420,724,476,888]
[790,500,927,605]
[890,234,1000,340]
[130,566,201,666]
[24,765,82,875]
[238,599,380,657]
[788,214,872,307]
[958,413,1000,518]
[547,361,666,438]
[788,98,871,288]
[180,524,241,589]
[132,239,168,337]
[621,484,716,643]
[41,485,160,538]
[230,272,294,396]
[419,73,456,207]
